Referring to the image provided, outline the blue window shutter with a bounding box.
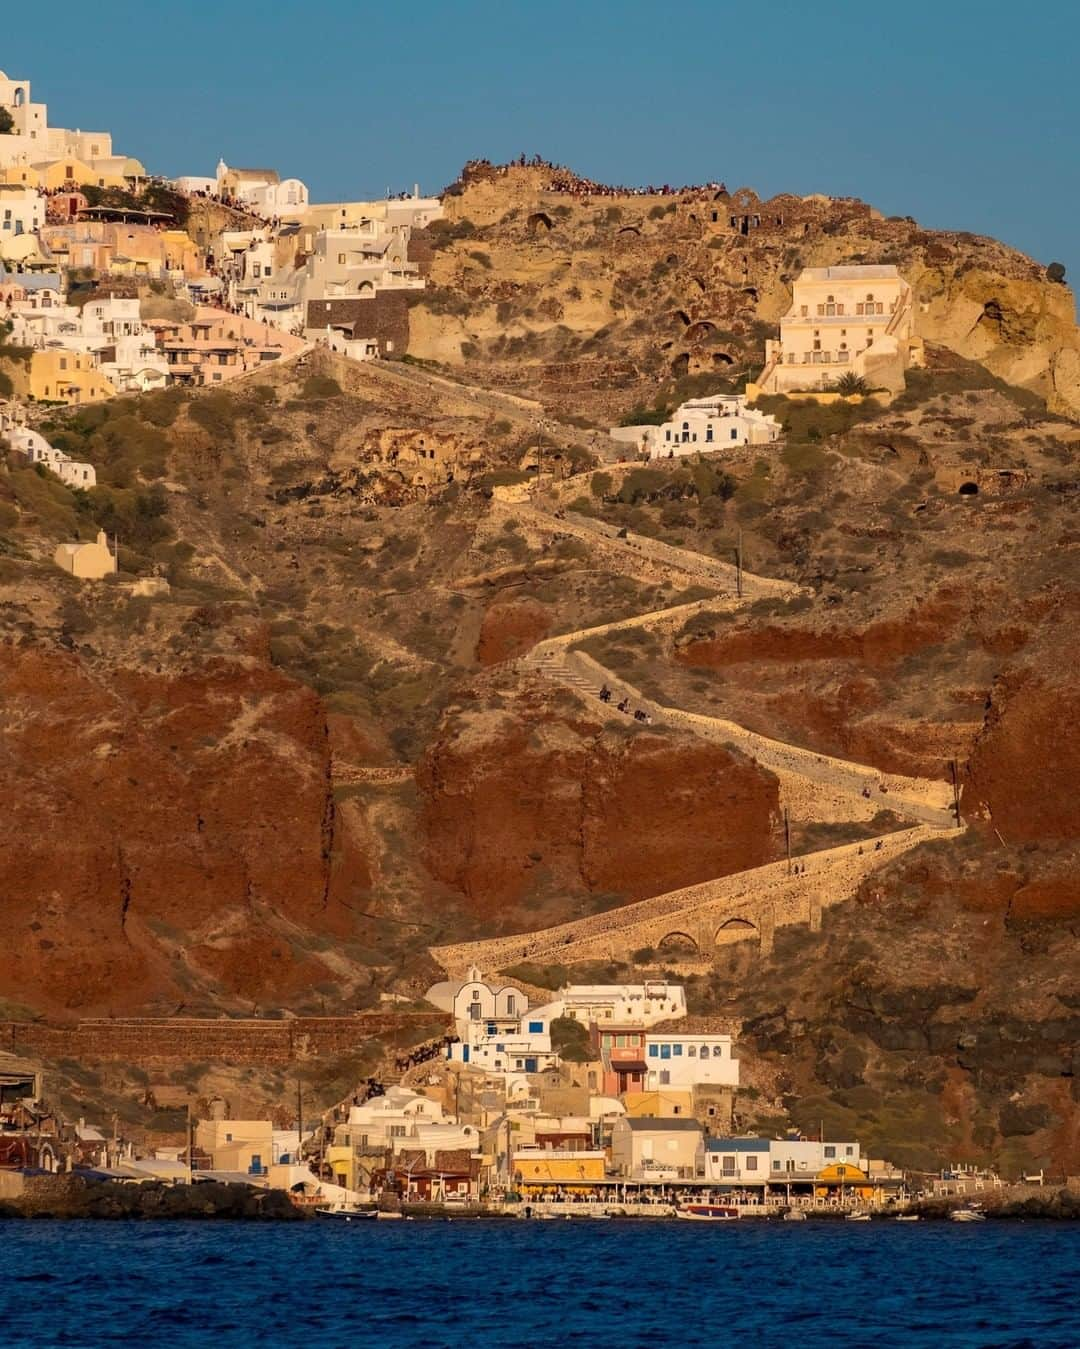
[528,1021,543,1033]
[673,1044,683,1057]
[648,1045,659,1058]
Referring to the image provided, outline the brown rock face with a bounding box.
[966,669,1080,850]
[0,646,367,1015]
[475,599,551,666]
[417,678,780,922]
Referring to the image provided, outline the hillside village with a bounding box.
[0,65,1077,1217]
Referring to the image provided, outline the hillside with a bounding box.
[1,162,1077,1172]
[408,160,1080,423]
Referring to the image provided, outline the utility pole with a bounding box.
[534,419,543,502]
[296,1079,303,1157]
[186,1103,193,1185]
[736,528,743,599]
[784,808,792,876]
[950,758,962,825]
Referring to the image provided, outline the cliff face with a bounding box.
[417,675,780,922]
[0,645,371,1015]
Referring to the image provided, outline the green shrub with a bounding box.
[590,471,612,498]
[302,374,342,399]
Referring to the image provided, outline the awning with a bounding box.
[614,1061,648,1074]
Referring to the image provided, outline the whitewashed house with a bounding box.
[610,394,780,460]
[643,1032,739,1091]
[4,424,95,487]
[558,982,687,1027]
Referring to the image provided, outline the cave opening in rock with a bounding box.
[670,352,690,378]
[526,212,553,234]
[958,481,980,496]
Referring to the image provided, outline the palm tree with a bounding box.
[833,371,869,396]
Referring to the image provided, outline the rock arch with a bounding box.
[712,352,734,367]
[527,212,553,234]
[686,320,717,342]
[670,352,690,378]
[657,930,699,954]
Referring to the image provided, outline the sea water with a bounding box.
[4,1218,1078,1348]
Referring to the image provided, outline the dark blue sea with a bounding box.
[3,1219,1078,1348]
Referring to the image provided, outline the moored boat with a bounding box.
[845,1211,872,1221]
[894,1214,920,1222]
[676,1203,739,1222]
[949,1207,986,1223]
[315,1202,379,1222]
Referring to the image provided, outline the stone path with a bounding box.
[431,495,962,975]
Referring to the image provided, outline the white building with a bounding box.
[4,424,96,487]
[768,1136,866,1177]
[0,184,43,241]
[558,982,687,1027]
[610,394,781,460]
[342,1086,452,1148]
[643,1032,739,1091]
[755,264,922,394]
[426,967,527,1022]
[702,1137,771,1182]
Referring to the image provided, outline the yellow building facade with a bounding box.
[23,350,117,404]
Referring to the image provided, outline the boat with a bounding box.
[782,1209,807,1221]
[894,1214,920,1222]
[315,1202,379,1222]
[950,1207,986,1223]
[676,1203,739,1222]
[845,1211,872,1221]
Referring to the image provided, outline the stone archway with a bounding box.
[712,352,734,368]
[686,320,717,342]
[657,930,699,955]
[527,212,553,234]
[715,917,756,945]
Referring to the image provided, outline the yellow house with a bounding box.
[622,1091,694,1119]
[36,157,126,191]
[194,1119,274,1176]
[512,1149,605,1186]
[25,350,117,405]
[0,164,41,188]
[54,530,116,580]
[815,1162,874,1201]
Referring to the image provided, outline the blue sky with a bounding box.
[6,0,1079,284]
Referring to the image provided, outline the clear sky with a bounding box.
[6,0,1079,284]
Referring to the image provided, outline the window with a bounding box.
[659,1070,670,1085]
[705,426,713,442]
[800,305,808,317]
[773,1159,781,1170]
[225,1133,233,1143]
[528,1021,543,1034]
[648,1044,659,1058]
[673,1044,683,1057]
[660,1044,671,1060]
[824,1145,836,1159]
[506,996,515,1014]
[722,1156,735,1175]
[713,1045,724,1058]
[845,1146,854,1156]
[616,1034,626,1048]
[746,1156,758,1171]
[687,1045,697,1057]
[730,427,738,440]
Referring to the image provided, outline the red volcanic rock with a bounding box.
[416,677,780,921]
[966,669,1080,848]
[0,646,368,1015]
[475,598,551,666]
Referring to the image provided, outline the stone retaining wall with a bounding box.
[1,1012,450,1067]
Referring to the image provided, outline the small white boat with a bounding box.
[845,1211,872,1222]
[950,1207,986,1223]
[676,1203,739,1222]
[894,1214,921,1222]
[783,1209,807,1222]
